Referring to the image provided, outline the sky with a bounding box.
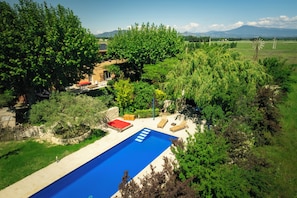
[6,0,297,34]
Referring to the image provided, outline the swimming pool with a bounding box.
[30,128,177,198]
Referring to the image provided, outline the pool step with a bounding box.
[135,129,151,142]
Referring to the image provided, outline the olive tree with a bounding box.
[29,92,107,138]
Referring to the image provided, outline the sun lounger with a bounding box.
[170,120,187,132]
[107,119,133,132]
[157,116,168,128]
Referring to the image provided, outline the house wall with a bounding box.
[87,59,126,84]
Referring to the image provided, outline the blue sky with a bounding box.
[6,0,297,34]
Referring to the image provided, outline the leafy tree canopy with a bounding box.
[172,130,251,197]
[142,57,179,86]
[0,0,98,98]
[165,45,270,123]
[107,23,184,75]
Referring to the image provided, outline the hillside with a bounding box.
[96,25,297,39]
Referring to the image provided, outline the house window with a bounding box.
[104,70,111,80]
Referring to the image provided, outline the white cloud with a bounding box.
[247,15,297,29]
[208,21,244,31]
[175,15,297,33]
[174,22,200,32]
[175,21,245,33]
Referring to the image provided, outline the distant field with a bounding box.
[229,40,297,65]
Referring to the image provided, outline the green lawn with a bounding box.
[233,40,297,197]
[231,40,297,64]
[0,130,106,190]
[254,72,297,197]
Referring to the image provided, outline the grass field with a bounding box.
[255,72,297,197]
[233,40,297,197]
[231,40,297,65]
[0,130,106,190]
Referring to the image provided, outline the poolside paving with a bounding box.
[0,114,200,198]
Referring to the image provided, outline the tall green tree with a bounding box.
[107,23,184,79]
[165,45,269,123]
[0,0,98,101]
[0,1,22,92]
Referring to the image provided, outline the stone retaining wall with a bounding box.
[0,108,15,128]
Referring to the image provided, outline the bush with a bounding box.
[0,90,14,107]
[132,81,155,110]
[134,108,159,118]
[29,92,107,138]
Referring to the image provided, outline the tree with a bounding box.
[0,1,22,92]
[113,79,134,114]
[29,92,107,138]
[141,57,178,86]
[0,0,99,102]
[165,45,269,124]
[260,57,294,92]
[107,23,184,80]
[172,130,251,197]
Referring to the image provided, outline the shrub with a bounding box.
[0,90,14,107]
[132,81,155,110]
[29,92,107,138]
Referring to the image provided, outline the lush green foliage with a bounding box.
[260,57,295,91]
[154,89,167,109]
[165,45,269,124]
[0,90,14,107]
[113,80,164,115]
[0,130,106,190]
[0,0,98,97]
[256,71,297,197]
[172,131,253,197]
[107,23,184,79]
[29,92,107,138]
[172,130,273,197]
[142,58,179,86]
[132,81,154,110]
[113,79,134,114]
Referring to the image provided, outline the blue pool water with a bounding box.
[31,128,177,198]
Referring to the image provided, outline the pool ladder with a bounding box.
[135,129,151,142]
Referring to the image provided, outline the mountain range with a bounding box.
[95,25,297,38]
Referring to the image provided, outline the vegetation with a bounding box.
[29,92,107,138]
[113,79,134,114]
[0,129,106,190]
[0,0,98,101]
[165,45,269,125]
[117,42,297,197]
[232,40,297,65]
[0,90,14,107]
[107,23,184,80]
[118,157,196,198]
[1,1,297,195]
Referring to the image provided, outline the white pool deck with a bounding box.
[0,114,201,198]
